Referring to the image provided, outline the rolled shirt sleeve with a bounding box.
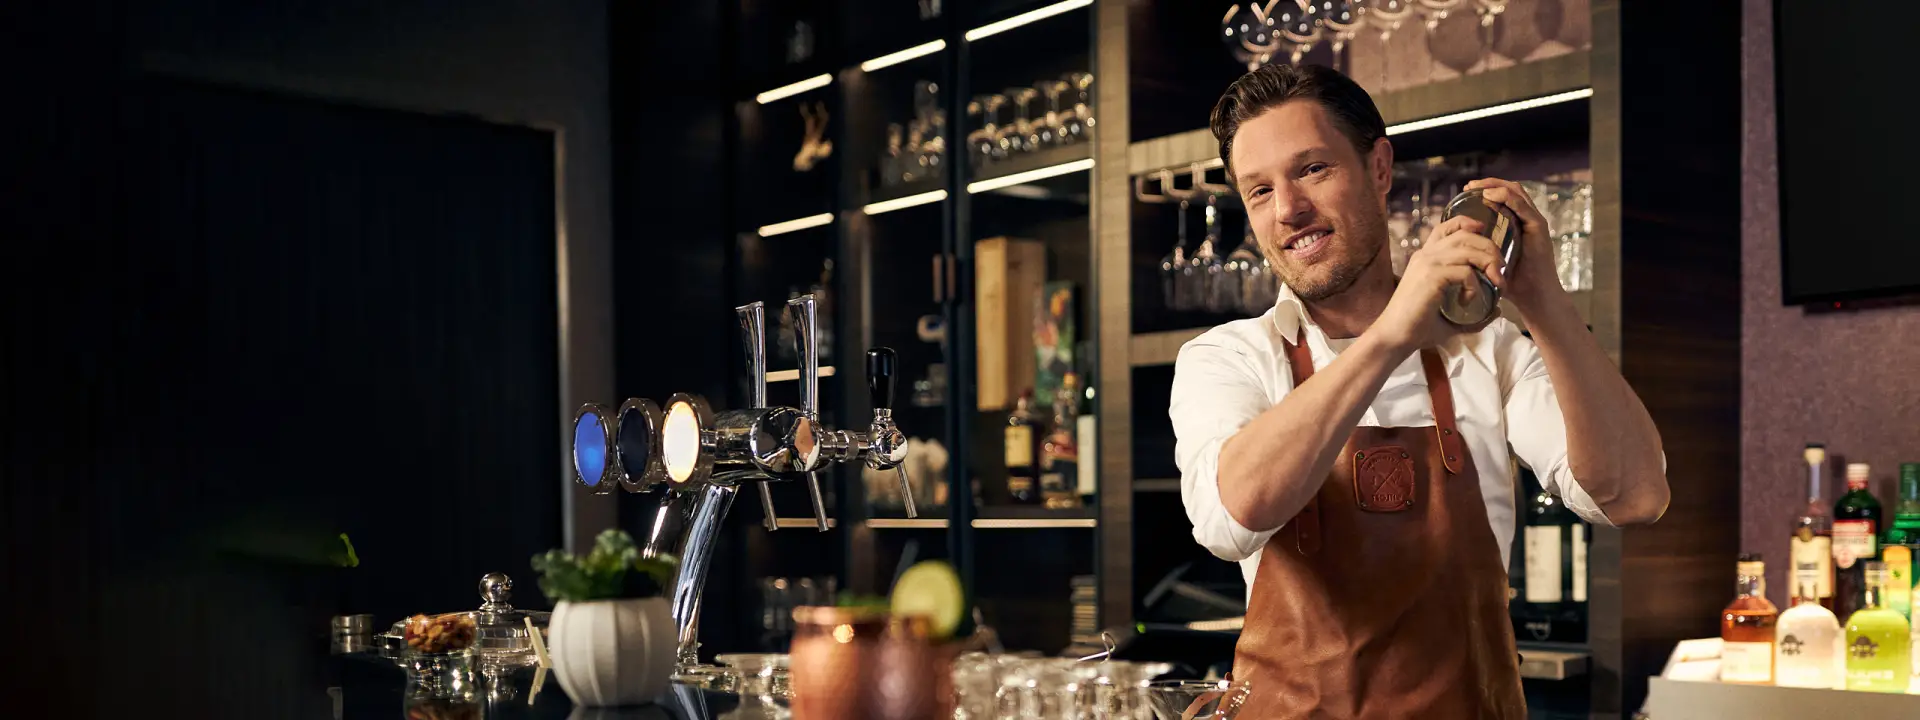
[1496,322,1639,527]
[1171,336,1284,561]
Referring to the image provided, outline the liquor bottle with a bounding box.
[1721,554,1779,685]
[1774,580,1843,689]
[1843,561,1912,692]
[1004,389,1041,504]
[1038,373,1081,509]
[1512,469,1589,644]
[1834,462,1884,619]
[1789,444,1835,610]
[1880,463,1920,621]
[1074,376,1097,503]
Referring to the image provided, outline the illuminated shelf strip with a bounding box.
[965,0,1094,42]
[868,518,949,529]
[863,189,948,215]
[966,158,1096,194]
[859,40,947,72]
[971,517,1097,529]
[1385,88,1593,135]
[773,517,838,529]
[765,366,837,383]
[757,213,835,237]
[755,74,833,105]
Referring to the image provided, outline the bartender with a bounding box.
[1171,64,1670,718]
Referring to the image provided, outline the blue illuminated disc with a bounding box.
[574,412,607,486]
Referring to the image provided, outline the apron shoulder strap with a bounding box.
[1280,332,1321,553]
[1419,349,1468,475]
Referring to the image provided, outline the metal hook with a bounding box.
[1193,162,1233,196]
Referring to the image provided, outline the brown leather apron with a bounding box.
[1228,333,1525,719]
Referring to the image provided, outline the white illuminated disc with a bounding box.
[663,401,701,482]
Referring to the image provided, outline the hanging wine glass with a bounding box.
[1220,216,1258,315]
[1179,199,1214,311]
[1222,2,1284,71]
[1242,226,1280,314]
[1315,1,1367,73]
[1198,195,1234,313]
[1416,0,1464,32]
[1276,1,1323,64]
[1160,193,1193,311]
[1364,0,1415,90]
[1475,0,1508,27]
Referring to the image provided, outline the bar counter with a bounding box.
[334,651,770,720]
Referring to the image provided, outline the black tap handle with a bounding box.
[866,347,897,411]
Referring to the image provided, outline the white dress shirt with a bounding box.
[1171,284,1617,594]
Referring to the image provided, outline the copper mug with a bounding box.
[788,607,955,720]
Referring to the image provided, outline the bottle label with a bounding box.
[1525,525,1563,603]
[1833,520,1877,569]
[1790,535,1833,598]
[1005,426,1032,468]
[1883,545,1913,619]
[1720,641,1773,684]
[1572,524,1588,603]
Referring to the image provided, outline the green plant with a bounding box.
[531,529,679,603]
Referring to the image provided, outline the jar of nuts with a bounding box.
[403,612,478,655]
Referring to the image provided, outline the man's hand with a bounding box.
[1462,177,1567,316]
[1372,214,1506,353]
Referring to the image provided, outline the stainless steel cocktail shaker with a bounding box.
[1438,189,1523,326]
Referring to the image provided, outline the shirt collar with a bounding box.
[1267,281,1466,379]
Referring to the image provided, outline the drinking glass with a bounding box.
[1035,80,1070,147]
[1159,197,1191,311]
[1002,87,1040,157]
[1556,182,1593,291]
[882,123,907,187]
[971,95,1007,166]
[1144,680,1250,720]
[1062,72,1095,141]
[1219,227,1257,316]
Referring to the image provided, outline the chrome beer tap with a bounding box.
[567,293,914,669]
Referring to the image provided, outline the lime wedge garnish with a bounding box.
[891,560,965,641]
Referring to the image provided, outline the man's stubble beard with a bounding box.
[1277,199,1389,303]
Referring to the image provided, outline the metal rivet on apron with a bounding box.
[1400,452,1410,459]
[1404,499,1413,507]
[1356,451,1365,459]
[1442,428,1452,436]
[1447,455,1457,463]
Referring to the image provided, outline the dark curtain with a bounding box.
[20,76,565,716]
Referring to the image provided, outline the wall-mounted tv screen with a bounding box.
[1775,1,1920,304]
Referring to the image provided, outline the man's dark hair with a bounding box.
[1209,64,1387,182]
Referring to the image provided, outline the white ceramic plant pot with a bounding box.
[549,597,676,707]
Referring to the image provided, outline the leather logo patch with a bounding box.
[1353,446,1416,512]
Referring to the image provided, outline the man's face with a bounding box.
[1229,100,1392,301]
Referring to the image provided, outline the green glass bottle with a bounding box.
[1833,463,1885,619]
[1843,561,1912,693]
[1882,463,1920,620]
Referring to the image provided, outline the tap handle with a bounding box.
[736,302,767,408]
[895,464,918,519]
[803,471,830,531]
[866,347,897,412]
[786,296,818,418]
[756,482,779,532]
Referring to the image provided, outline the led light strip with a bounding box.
[765,366,837,383]
[971,518,1098,529]
[1385,88,1593,135]
[756,213,835,237]
[967,158,1095,194]
[965,0,1094,42]
[859,40,947,72]
[755,74,833,105]
[774,517,838,529]
[863,189,948,215]
[868,518,949,529]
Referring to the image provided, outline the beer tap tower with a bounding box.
[569,295,914,669]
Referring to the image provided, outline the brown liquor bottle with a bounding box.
[1720,554,1779,685]
[1004,390,1041,505]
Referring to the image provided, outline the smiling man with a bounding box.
[1170,64,1671,718]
